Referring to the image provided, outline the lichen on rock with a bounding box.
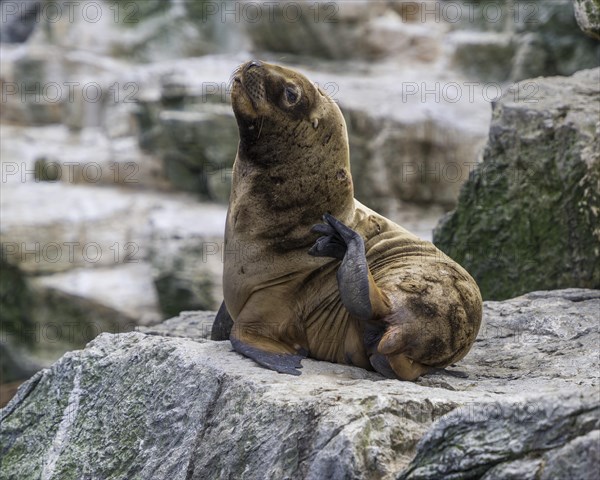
[433,68,600,300]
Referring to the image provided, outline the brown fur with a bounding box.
[223,61,482,380]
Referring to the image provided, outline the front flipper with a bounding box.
[309,213,390,323]
[230,337,305,375]
[369,353,397,379]
[211,301,234,340]
[230,326,306,376]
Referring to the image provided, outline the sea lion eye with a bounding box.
[284,86,300,105]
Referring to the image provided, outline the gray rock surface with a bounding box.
[243,0,444,61]
[20,0,239,62]
[0,139,227,373]
[145,202,226,315]
[447,0,600,82]
[243,0,600,81]
[1,289,598,479]
[130,55,490,212]
[139,311,217,340]
[433,68,600,300]
[575,0,600,39]
[399,390,599,480]
[0,0,40,44]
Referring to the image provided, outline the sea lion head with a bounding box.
[228,61,354,245]
[230,60,349,169]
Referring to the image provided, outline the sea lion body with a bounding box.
[215,61,482,380]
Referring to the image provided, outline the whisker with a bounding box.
[257,117,265,139]
[228,65,243,90]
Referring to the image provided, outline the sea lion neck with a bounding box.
[231,130,355,246]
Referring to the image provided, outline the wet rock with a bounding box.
[1,289,598,479]
[434,68,600,300]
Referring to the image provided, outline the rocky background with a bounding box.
[2,0,598,382]
[1,1,599,475]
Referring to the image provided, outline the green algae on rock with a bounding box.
[434,68,600,301]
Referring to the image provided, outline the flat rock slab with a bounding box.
[1,289,598,479]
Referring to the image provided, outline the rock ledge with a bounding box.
[1,289,598,479]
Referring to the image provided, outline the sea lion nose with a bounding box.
[244,60,262,72]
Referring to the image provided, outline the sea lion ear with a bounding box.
[311,117,319,129]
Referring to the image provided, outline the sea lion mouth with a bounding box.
[231,61,266,115]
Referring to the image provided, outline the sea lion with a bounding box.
[211,60,482,380]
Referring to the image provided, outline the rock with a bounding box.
[0,341,40,385]
[0,124,166,190]
[1,262,159,374]
[1,289,598,479]
[433,68,600,300]
[448,0,600,82]
[127,54,490,211]
[574,0,600,39]
[0,258,34,350]
[449,31,516,83]
[398,391,599,480]
[1,43,125,129]
[0,153,227,375]
[145,199,226,315]
[332,71,489,213]
[243,0,392,60]
[244,0,599,80]
[0,181,151,275]
[22,0,244,62]
[29,263,162,326]
[129,55,244,199]
[155,107,238,200]
[0,258,44,386]
[0,0,40,44]
[139,311,217,340]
